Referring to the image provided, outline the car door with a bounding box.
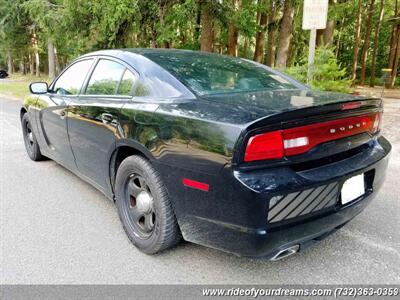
[67,57,139,195]
[34,58,94,171]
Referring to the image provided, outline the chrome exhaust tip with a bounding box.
[270,245,299,261]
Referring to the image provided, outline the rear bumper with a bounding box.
[194,186,380,258]
[162,136,391,258]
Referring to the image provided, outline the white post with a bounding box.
[307,28,317,84]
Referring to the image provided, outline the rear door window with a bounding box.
[85,59,126,95]
[117,69,137,95]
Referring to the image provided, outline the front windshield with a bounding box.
[143,51,297,96]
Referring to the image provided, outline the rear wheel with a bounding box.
[115,155,181,254]
[21,113,44,161]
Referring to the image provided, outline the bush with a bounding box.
[285,47,351,93]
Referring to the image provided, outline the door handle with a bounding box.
[60,110,66,119]
[101,113,114,123]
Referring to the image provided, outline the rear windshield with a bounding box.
[143,51,296,96]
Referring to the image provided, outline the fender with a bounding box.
[108,138,156,197]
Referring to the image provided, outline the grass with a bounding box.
[0,74,51,99]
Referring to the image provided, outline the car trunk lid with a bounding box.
[209,90,384,166]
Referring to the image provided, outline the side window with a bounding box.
[85,59,126,95]
[117,69,137,95]
[53,59,93,95]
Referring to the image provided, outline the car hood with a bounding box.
[156,89,374,126]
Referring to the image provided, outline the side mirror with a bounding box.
[29,82,48,94]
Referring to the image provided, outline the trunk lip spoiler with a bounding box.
[232,99,383,166]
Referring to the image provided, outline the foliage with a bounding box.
[0,0,398,88]
[286,47,351,93]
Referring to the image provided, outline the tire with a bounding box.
[115,155,181,254]
[21,113,44,161]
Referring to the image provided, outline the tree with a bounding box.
[389,24,400,87]
[387,0,399,87]
[0,0,398,90]
[316,0,336,47]
[335,17,345,58]
[275,0,294,68]
[0,0,31,74]
[253,0,268,62]
[227,0,241,56]
[370,0,385,87]
[360,0,376,85]
[388,0,398,70]
[266,0,277,66]
[351,0,363,85]
[200,1,214,52]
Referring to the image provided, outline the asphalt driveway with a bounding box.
[1,95,399,284]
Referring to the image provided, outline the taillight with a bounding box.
[244,112,381,162]
[371,112,382,134]
[244,131,284,162]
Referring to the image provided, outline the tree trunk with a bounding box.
[19,59,25,75]
[388,0,398,69]
[317,0,336,47]
[316,29,324,47]
[389,28,398,70]
[31,30,40,77]
[158,1,171,48]
[7,52,12,74]
[200,3,214,52]
[54,47,61,75]
[35,51,40,77]
[227,24,239,56]
[253,11,268,62]
[195,1,201,43]
[360,0,376,85]
[389,28,400,88]
[48,39,56,79]
[370,0,385,87]
[335,17,345,58]
[243,36,250,58]
[228,0,240,56]
[323,20,335,47]
[275,0,294,69]
[29,54,34,75]
[266,0,277,67]
[351,0,363,86]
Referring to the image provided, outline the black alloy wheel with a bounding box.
[115,155,181,254]
[21,113,44,161]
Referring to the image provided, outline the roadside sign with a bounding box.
[302,0,329,30]
[303,0,329,83]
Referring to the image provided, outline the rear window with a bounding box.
[143,52,296,96]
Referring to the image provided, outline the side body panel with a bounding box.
[31,93,77,171]
[118,100,243,240]
[67,97,127,196]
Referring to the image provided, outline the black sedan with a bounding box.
[0,69,8,78]
[21,49,391,260]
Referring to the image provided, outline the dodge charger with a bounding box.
[21,49,391,260]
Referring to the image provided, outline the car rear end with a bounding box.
[193,97,391,259]
[139,50,391,258]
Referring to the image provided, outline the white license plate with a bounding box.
[341,174,365,205]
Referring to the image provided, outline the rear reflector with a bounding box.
[244,112,381,162]
[182,178,209,192]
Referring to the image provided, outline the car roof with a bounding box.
[77,48,305,99]
[82,48,228,60]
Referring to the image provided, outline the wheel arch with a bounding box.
[20,107,27,119]
[109,140,155,198]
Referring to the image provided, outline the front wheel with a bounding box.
[115,155,181,254]
[21,113,44,161]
